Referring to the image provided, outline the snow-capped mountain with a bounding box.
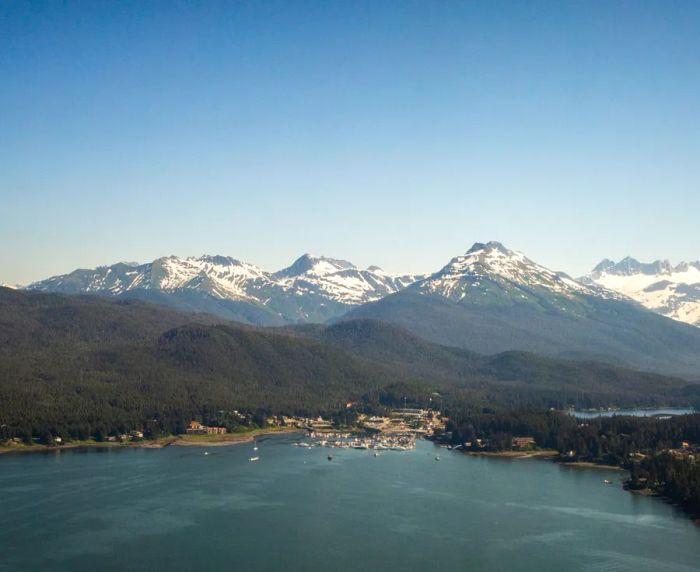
[417,241,607,304]
[27,254,424,324]
[345,241,700,376]
[583,257,700,327]
[274,254,421,305]
[27,256,271,301]
[19,241,700,374]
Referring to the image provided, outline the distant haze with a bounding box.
[1,1,698,285]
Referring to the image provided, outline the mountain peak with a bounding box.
[592,259,616,273]
[198,255,243,266]
[592,257,675,277]
[417,241,596,303]
[275,254,355,278]
[616,256,643,274]
[466,241,509,255]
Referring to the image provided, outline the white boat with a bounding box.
[249,456,260,462]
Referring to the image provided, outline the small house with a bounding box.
[512,436,535,449]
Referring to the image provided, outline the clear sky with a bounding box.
[1,1,699,285]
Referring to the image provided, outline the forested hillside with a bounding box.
[1,288,697,442]
[0,289,408,441]
[295,320,700,408]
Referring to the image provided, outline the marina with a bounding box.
[294,432,417,452]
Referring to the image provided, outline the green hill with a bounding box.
[1,288,697,442]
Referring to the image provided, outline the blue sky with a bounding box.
[1,1,699,284]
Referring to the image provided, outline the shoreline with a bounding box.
[462,449,558,459]
[557,461,626,471]
[0,427,303,456]
[172,427,303,447]
[461,449,626,472]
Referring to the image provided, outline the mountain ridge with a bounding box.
[583,256,700,327]
[27,253,426,325]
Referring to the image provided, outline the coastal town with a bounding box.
[3,406,698,470]
[293,408,445,452]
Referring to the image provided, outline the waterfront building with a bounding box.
[512,437,536,448]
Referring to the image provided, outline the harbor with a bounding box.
[290,407,446,452]
[294,433,417,452]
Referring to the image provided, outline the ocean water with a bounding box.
[0,435,697,572]
[568,408,695,419]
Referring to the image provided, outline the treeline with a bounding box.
[446,408,700,461]
[630,453,700,516]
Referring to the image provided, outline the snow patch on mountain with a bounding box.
[274,254,424,304]
[274,254,355,279]
[583,258,700,327]
[150,255,270,300]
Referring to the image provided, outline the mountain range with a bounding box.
[344,242,700,377]
[20,241,700,377]
[27,254,423,325]
[582,257,700,328]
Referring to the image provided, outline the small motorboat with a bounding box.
[204,451,209,456]
[249,456,260,462]
[435,456,440,461]
[603,479,612,485]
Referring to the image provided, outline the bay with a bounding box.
[0,436,697,572]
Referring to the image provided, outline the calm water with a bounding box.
[1,436,698,572]
[569,408,696,419]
